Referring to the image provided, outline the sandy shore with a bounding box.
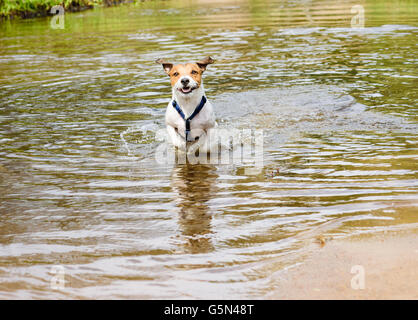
[268,230,418,300]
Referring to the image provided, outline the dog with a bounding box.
[156,56,216,153]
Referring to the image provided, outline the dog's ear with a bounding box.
[156,58,173,74]
[196,56,215,72]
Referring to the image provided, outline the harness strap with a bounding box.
[172,96,207,142]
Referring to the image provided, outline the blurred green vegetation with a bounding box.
[0,0,134,19]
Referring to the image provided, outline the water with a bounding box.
[0,0,417,299]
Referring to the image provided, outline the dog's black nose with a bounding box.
[181,78,189,86]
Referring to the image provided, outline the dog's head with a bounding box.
[156,57,215,96]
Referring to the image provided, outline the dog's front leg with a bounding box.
[167,125,186,149]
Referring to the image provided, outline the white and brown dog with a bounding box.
[156,56,216,152]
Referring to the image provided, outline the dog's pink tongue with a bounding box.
[182,88,191,93]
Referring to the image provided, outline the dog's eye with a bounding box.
[191,70,198,75]
[173,72,179,77]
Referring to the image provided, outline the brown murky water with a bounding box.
[0,0,417,299]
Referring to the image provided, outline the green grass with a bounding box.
[0,0,121,19]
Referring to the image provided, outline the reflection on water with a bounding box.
[172,164,218,254]
[0,0,417,299]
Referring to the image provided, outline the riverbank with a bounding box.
[268,228,418,300]
[0,0,131,19]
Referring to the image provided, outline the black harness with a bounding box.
[172,96,207,142]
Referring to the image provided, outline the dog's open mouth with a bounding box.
[179,86,195,94]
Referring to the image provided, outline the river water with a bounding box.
[0,0,417,299]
